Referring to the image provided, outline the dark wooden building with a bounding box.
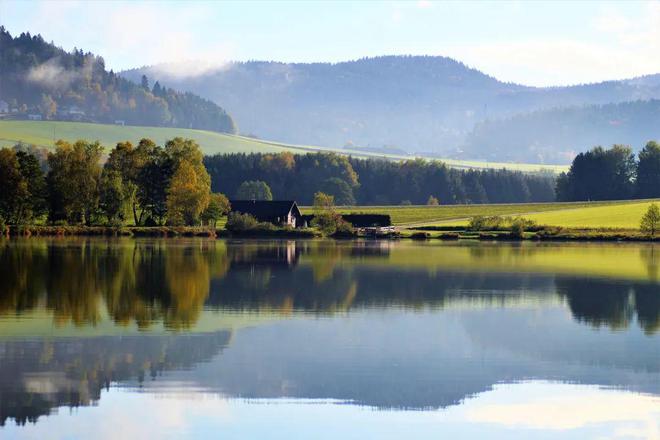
[229,200,304,228]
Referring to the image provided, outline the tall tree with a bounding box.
[16,150,47,221]
[637,141,660,199]
[166,160,211,225]
[46,140,103,224]
[136,146,171,225]
[556,145,636,201]
[0,148,27,224]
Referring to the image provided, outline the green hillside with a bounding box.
[0,120,568,173]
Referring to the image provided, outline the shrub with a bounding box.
[426,195,440,206]
[410,231,430,240]
[468,215,505,231]
[332,218,356,237]
[510,217,537,238]
[225,212,259,232]
[0,216,5,235]
[311,211,343,235]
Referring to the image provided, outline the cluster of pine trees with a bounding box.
[204,153,556,205]
[0,28,236,133]
[556,142,660,201]
[0,138,227,227]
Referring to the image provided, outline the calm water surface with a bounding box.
[0,239,658,439]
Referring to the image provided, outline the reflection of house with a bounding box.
[230,200,304,228]
[0,100,8,113]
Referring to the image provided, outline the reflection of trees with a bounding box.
[640,245,659,281]
[0,240,229,329]
[2,239,659,333]
[0,331,232,426]
[557,278,659,334]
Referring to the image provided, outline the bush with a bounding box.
[0,216,5,235]
[311,212,343,235]
[225,212,259,232]
[468,215,505,231]
[510,217,537,238]
[332,218,356,237]
[410,231,430,240]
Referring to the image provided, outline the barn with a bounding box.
[229,200,304,228]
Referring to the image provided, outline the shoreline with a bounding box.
[1,225,658,242]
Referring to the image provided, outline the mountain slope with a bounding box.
[0,28,236,134]
[122,57,660,160]
[463,100,660,163]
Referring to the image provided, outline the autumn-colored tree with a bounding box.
[166,160,211,225]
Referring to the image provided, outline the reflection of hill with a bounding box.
[0,331,232,426]
[164,306,660,411]
[0,239,659,418]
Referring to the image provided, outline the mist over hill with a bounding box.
[123,56,660,163]
[0,28,237,134]
[463,100,660,163]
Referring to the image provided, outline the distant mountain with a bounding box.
[463,100,660,163]
[0,28,236,134]
[122,56,660,162]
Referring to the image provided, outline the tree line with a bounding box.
[556,142,660,201]
[0,28,236,133]
[0,138,223,227]
[204,153,556,205]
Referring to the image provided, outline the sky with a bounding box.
[2,0,660,87]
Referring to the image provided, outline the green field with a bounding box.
[0,120,568,172]
[309,199,659,229]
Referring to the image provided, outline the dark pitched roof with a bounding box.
[229,200,301,219]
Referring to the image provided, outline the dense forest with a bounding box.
[204,152,556,205]
[0,27,236,133]
[556,142,660,201]
[0,137,557,228]
[463,100,660,163]
[124,56,660,159]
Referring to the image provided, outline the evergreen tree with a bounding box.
[637,141,660,199]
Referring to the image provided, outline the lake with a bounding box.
[0,238,658,439]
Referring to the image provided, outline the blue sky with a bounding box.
[2,0,660,86]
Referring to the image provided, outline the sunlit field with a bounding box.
[304,199,657,227]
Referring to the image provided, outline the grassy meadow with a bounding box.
[303,199,660,229]
[0,120,568,172]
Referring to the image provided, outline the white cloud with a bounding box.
[26,1,235,77]
[464,383,660,439]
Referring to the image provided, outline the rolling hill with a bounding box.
[463,100,660,163]
[0,28,236,134]
[0,120,568,173]
[123,57,660,163]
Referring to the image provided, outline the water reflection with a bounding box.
[0,239,658,432]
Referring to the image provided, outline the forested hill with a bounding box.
[463,100,660,163]
[0,28,237,134]
[123,56,660,159]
